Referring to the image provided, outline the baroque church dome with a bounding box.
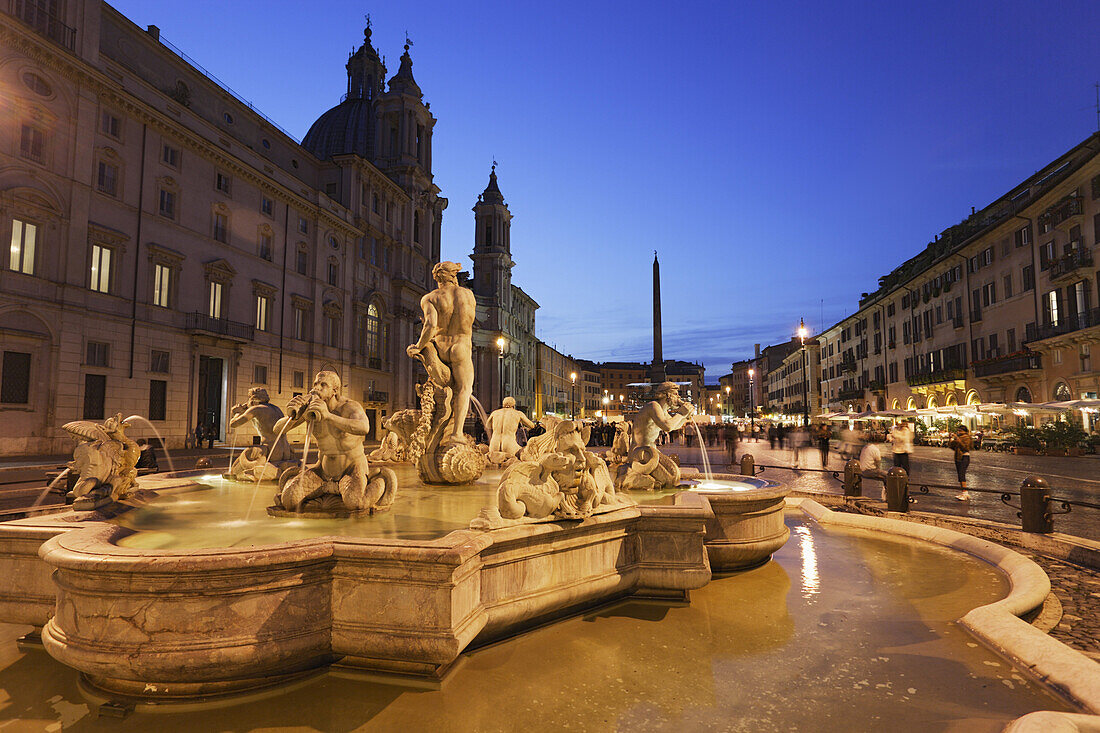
[302,98,373,160]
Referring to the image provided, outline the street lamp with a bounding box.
[570,372,577,420]
[496,336,506,408]
[748,368,755,436]
[797,318,809,427]
[725,385,731,421]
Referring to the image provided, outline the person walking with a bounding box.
[949,425,972,500]
[888,420,914,476]
[816,422,830,468]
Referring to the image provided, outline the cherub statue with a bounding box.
[60,414,140,510]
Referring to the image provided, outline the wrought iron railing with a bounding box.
[972,352,1042,378]
[10,0,75,50]
[184,312,254,340]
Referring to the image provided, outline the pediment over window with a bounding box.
[252,279,278,297]
[290,294,313,310]
[88,221,129,250]
[146,242,184,267]
[203,258,236,283]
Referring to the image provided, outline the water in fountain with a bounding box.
[123,415,176,473]
[243,418,296,520]
[469,395,491,440]
[226,426,237,476]
[29,469,70,508]
[689,422,713,483]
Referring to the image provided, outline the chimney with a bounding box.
[146,25,160,41]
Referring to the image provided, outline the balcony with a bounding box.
[1027,307,1100,342]
[1048,247,1093,281]
[838,387,864,401]
[906,368,966,387]
[972,352,1042,379]
[185,312,254,341]
[11,0,76,50]
[368,357,383,370]
[839,359,857,374]
[366,390,388,404]
[1039,194,1084,231]
[868,380,885,392]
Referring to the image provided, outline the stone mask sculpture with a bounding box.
[405,261,486,484]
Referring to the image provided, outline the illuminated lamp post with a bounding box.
[725,385,731,421]
[797,319,809,427]
[496,336,506,408]
[748,369,755,436]
[570,372,577,420]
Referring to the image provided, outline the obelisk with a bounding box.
[650,251,666,384]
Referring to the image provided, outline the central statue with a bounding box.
[615,381,695,491]
[406,261,486,484]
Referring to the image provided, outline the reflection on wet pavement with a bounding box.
[0,513,1073,731]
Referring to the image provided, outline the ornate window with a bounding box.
[147,243,183,310]
[8,219,37,275]
[252,280,277,333]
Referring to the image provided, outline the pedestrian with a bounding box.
[205,423,216,450]
[949,425,972,500]
[888,420,914,476]
[768,425,777,449]
[816,422,830,468]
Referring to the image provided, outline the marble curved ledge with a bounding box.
[690,481,790,572]
[791,497,1100,720]
[27,496,715,699]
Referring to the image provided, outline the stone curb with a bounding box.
[789,497,1100,727]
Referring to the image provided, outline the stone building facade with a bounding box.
[0,4,442,453]
[824,132,1100,413]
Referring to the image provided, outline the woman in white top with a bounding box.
[888,421,914,476]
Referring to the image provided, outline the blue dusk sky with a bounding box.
[110,0,1100,378]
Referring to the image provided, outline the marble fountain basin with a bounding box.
[0,468,788,701]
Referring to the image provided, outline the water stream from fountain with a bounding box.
[244,418,296,520]
[123,415,176,473]
[469,395,491,440]
[690,423,714,483]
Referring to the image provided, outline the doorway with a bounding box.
[197,356,224,440]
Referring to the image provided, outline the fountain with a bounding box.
[0,268,1093,729]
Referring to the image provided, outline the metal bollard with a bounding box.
[1020,476,1053,534]
[884,467,909,513]
[843,459,862,497]
[740,453,755,476]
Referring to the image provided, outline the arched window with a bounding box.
[1015,386,1032,403]
[1054,382,1071,401]
[365,303,381,361]
[926,394,937,409]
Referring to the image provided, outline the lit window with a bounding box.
[153,264,171,308]
[365,303,380,358]
[208,281,223,319]
[9,219,36,275]
[255,295,268,332]
[89,244,111,293]
[97,161,118,196]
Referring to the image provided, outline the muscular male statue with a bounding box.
[406,261,476,445]
[632,382,696,447]
[228,388,290,473]
[274,370,376,510]
[488,396,535,457]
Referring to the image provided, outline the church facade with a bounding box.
[0,3,441,453]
